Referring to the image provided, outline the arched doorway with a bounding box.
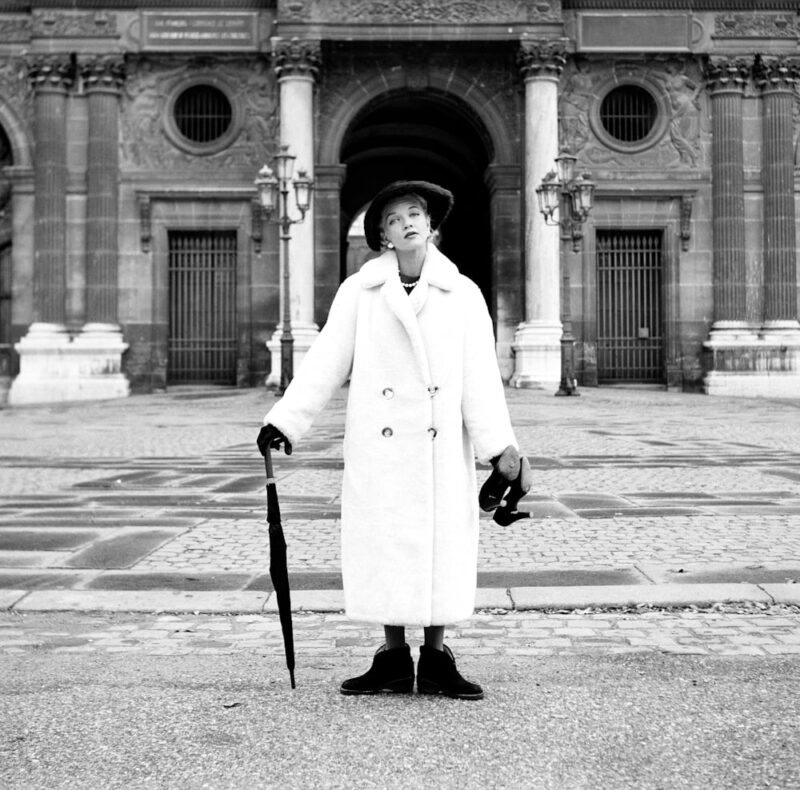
[339,89,494,303]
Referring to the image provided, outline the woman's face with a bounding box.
[380,197,431,253]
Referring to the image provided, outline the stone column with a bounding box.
[704,57,800,397]
[70,55,129,400]
[9,56,74,404]
[511,39,566,389]
[705,57,750,332]
[265,37,320,387]
[756,57,800,331]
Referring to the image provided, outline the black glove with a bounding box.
[257,424,292,456]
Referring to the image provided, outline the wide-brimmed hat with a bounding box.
[363,180,454,251]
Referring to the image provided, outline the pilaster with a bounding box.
[755,56,800,331]
[28,55,72,327]
[511,38,566,389]
[703,56,800,397]
[704,56,750,333]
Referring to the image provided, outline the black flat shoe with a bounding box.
[417,644,484,700]
[340,644,415,695]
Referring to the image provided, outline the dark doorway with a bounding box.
[339,89,494,304]
[167,230,237,384]
[596,229,665,383]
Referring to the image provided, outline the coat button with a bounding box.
[382,427,393,438]
[382,387,394,399]
[428,427,437,439]
[427,385,439,396]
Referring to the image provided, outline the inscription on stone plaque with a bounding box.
[142,12,258,50]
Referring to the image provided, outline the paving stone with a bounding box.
[65,530,182,569]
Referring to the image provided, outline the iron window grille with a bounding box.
[599,85,658,144]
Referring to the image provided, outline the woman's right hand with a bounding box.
[257,424,293,456]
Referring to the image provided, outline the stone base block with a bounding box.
[8,322,130,406]
[703,326,800,398]
[510,321,562,389]
[265,321,320,389]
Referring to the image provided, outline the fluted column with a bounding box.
[756,57,800,330]
[511,39,566,388]
[705,57,749,330]
[83,55,125,327]
[30,56,72,327]
[265,37,320,386]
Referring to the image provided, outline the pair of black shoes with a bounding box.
[340,643,483,700]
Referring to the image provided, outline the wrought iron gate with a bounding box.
[596,230,664,383]
[168,230,237,384]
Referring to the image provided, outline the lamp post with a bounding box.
[255,145,313,395]
[536,151,596,397]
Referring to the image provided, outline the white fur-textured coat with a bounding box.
[264,245,518,626]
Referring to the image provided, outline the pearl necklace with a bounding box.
[401,279,419,289]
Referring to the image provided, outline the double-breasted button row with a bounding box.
[381,427,437,439]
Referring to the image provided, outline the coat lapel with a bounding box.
[360,246,460,387]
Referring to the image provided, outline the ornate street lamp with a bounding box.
[255,146,313,395]
[536,151,596,397]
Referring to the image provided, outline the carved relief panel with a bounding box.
[559,57,709,173]
[120,56,278,173]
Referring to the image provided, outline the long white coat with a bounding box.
[264,244,518,626]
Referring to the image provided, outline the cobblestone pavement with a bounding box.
[2,603,800,659]
[1,385,799,605]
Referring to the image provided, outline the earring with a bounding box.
[386,241,394,249]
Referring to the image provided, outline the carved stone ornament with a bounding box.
[0,57,32,122]
[26,55,75,91]
[273,38,321,79]
[517,39,567,80]
[0,17,31,43]
[81,56,126,92]
[32,10,117,38]
[559,58,707,172]
[121,56,278,173]
[306,0,561,24]
[703,57,751,93]
[755,57,799,92]
[279,0,313,21]
[715,13,798,39]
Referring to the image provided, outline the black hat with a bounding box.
[363,180,454,252]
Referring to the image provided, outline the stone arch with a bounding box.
[0,101,32,169]
[318,68,517,168]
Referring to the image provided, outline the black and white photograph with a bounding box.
[1,1,799,788]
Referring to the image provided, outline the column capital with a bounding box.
[81,54,126,93]
[754,55,799,93]
[26,54,74,92]
[272,36,321,80]
[517,38,567,82]
[704,56,751,94]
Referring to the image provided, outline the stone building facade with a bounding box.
[0,0,798,403]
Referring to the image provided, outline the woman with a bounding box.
[257,180,530,699]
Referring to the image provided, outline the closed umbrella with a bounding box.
[264,447,296,689]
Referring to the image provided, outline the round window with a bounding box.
[599,85,658,144]
[173,84,233,145]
